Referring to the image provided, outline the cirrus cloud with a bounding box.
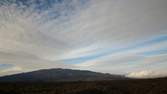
[0,0,167,78]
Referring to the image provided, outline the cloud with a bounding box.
[0,0,167,77]
[126,70,167,78]
[0,64,22,76]
[0,0,83,73]
[1,66,22,73]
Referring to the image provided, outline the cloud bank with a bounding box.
[0,0,167,78]
[127,70,167,78]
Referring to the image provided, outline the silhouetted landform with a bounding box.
[0,68,125,82]
[0,77,167,94]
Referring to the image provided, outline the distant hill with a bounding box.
[0,68,126,82]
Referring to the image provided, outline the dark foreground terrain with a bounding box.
[0,77,167,94]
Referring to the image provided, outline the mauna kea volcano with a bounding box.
[0,68,125,82]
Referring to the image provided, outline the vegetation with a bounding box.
[0,77,167,94]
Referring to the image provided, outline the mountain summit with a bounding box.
[0,68,125,82]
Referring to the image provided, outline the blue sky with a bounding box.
[0,0,167,78]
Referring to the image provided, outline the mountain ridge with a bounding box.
[0,68,126,82]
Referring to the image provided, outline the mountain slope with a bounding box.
[0,68,125,82]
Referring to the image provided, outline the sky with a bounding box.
[0,0,167,78]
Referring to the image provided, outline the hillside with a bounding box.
[0,68,125,82]
[0,77,166,94]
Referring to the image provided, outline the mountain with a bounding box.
[0,68,125,82]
